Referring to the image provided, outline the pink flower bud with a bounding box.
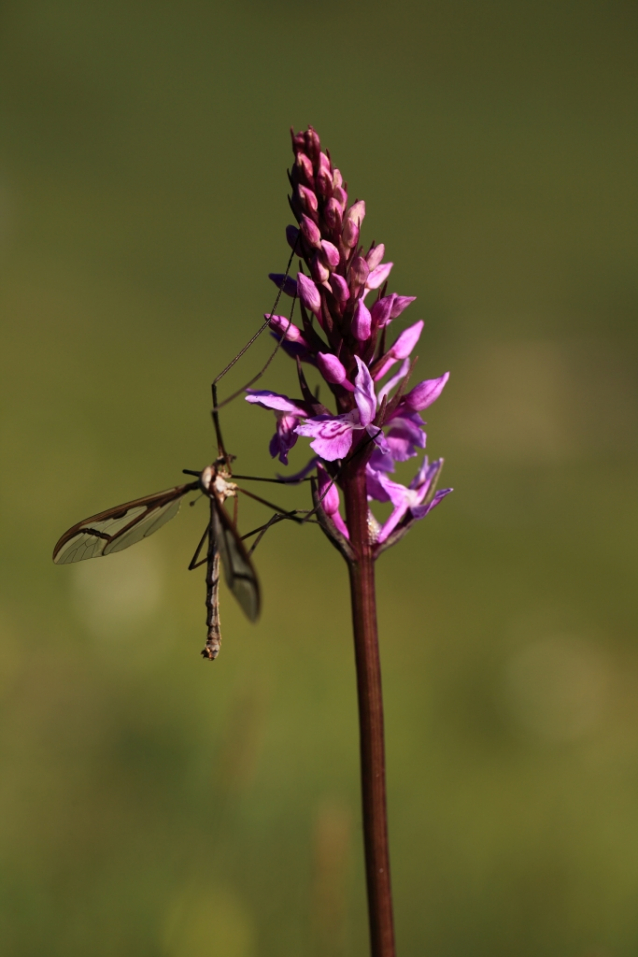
[300,214,321,248]
[342,218,360,249]
[403,372,450,411]
[297,272,322,315]
[319,240,340,271]
[305,127,321,162]
[390,320,424,359]
[332,169,343,189]
[317,352,347,384]
[344,199,365,228]
[350,255,369,287]
[310,253,330,284]
[291,129,306,154]
[352,300,372,341]
[316,153,333,196]
[391,295,416,319]
[268,273,298,297]
[286,225,300,250]
[366,262,393,290]
[296,152,314,188]
[297,184,318,216]
[366,243,385,270]
[317,464,350,539]
[266,314,308,345]
[330,273,350,303]
[323,198,343,231]
[333,186,347,211]
[370,294,395,328]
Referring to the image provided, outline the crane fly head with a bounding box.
[199,462,238,503]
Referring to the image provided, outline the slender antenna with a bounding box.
[212,294,297,412]
[211,234,300,413]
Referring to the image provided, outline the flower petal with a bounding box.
[295,414,357,461]
[366,262,393,289]
[245,390,308,416]
[403,372,449,411]
[353,357,377,426]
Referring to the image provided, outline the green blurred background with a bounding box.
[2,1,638,954]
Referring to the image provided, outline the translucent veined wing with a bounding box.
[211,492,260,622]
[52,482,199,565]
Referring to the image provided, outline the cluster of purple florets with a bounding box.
[246,126,451,550]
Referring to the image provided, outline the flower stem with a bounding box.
[343,463,396,957]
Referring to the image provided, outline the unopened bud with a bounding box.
[286,225,300,250]
[342,219,359,249]
[366,261,393,290]
[352,299,372,341]
[319,240,340,271]
[390,320,424,359]
[297,184,318,216]
[316,152,333,196]
[291,128,306,154]
[404,372,450,411]
[317,352,348,385]
[310,253,330,284]
[296,152,314,188]
[304,127,321,162]
[332,186,347,211]
[330,273,350,303]
[266,314,308,345]
[344,199,365,227]
[366,243,385,270]
[350,255,369,287]
[332,169,343,189]
[268,273,298,298]
[297,272,322,315]
[390,295,416,319]
[300,214,321,248]
[370,294,395,328]
[323,198,343,232]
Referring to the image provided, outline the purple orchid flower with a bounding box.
[367,456,452,544]
[245,390,309,465]
[245,126,452,551]
[240,127,454,949]
[294,357,388,461]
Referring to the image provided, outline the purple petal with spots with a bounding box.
[295,412,359,461]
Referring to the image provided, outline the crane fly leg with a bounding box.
[188,524,211,570]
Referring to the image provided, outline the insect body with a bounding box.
[53,457,260,660]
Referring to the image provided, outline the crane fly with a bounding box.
[53,457,263,660]
[53,252,311,659]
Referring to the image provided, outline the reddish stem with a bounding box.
[343,461,396,957]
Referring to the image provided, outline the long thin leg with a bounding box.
[231,473,312,484]
[241,513,289,556]
[237,486,306,523]
[188,524,210,570]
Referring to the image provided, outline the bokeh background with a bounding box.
[2,2,638,955]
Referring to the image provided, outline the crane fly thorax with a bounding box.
[199,463,237,503]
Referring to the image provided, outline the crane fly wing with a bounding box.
[211,495,260,622]
[52,483,198,565]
